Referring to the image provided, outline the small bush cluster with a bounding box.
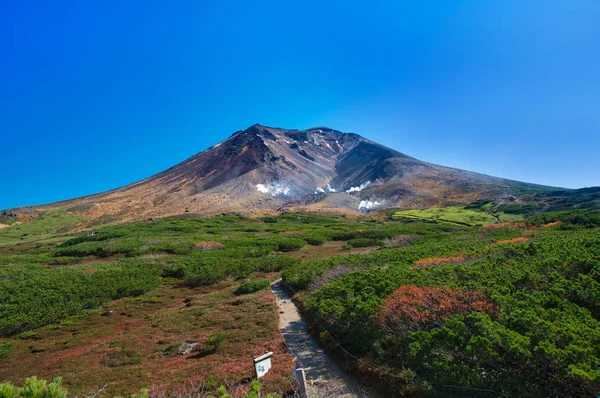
[171,255,298,288]
[526,209,600,227]
[205,379,281,398]
[346,238,382,248]
[290,216,600,397]
[55,232,124,248]
[378,285,497,333]
[0,342,14,358]
[0,377,282,398]
[194,332,230,357]
[301,234,326,246]
[307,266,366,291]
[0,377,67,398]
[0,259,161,336]
[234,280,270,295]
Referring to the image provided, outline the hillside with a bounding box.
[3,124,556,227]
[0,208,598,397]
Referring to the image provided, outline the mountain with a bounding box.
[7,124,555,223]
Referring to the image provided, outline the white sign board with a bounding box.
[253,352,273,378]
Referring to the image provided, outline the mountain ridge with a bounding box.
[4,124,558,223]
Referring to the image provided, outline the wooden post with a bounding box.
[293,367,308,398]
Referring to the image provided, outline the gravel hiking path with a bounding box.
[271,280,380,398]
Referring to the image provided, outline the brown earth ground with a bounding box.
[0,275,295,397]
[281,241,380,261]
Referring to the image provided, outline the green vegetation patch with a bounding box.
[0,209,85,246]
[346,238,382,248]
[526,209,600,228]
[3,209,598,397]
[0,259,162,336]
[234,279,270,295]
[0,342,13,358]
[284,211,600,397]
[0,377,68,398]
[393,206,497,226]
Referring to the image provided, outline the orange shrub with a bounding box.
[544,221,563,228]
[491,237,531,246]
[378,285,496,333]
[482,222,525,230]
[414,254,469,268]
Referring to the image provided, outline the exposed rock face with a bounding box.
[0,210,17,220]
[22,124,553,220]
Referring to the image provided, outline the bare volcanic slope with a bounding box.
[11,124,553,223]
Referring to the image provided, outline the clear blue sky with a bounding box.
[1,1,599,209]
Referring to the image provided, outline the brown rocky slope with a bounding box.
[7,124,555,223]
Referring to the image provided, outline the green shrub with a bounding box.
[255,256,298,272]
[235,280,270,295]
[203,375,219,389]
[194,331,230,357]
[526,209,600,227]
[0,382,20,398]
[0,342,13,358]
[171,253,298,287]
[129,389,149,398]
[55,232,123,248]
[185,267,225,287]
[274,237,306,252]
[205,332,229,349]
[330,231,361,241]
[245,380,261,398]
[216,385,232,398]
[302,234,326,246]
[297,226,600,397]
[203,380,280,398]
[346,238,382,248]
[0,377,68,398]
[0,259,161,336]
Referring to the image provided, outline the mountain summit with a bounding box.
[31,124,551,220]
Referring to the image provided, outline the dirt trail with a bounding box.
[271,280,379,398]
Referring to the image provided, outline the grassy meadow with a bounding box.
[0,204,598,397]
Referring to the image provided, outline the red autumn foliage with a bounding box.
[378,285,497,333]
